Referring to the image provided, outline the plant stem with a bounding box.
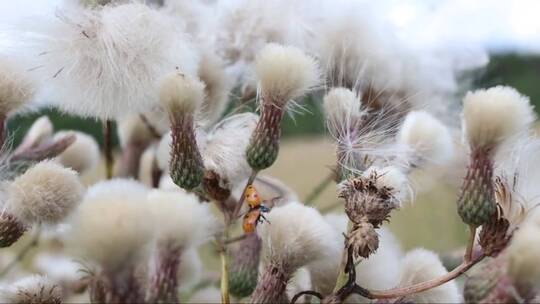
[0,225,41,278]
[103,120,114,179]
[233,170,259,218]
[220,224,230,304]
[464,225,477,263]
[304,172,334,205]
[366,254,485,299]
[333,220,354,293]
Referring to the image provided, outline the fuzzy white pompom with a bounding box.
[286,267,312,302]
[398,249,461,303]
[258,202,339,274]
[147,189,217,248]
[6,161,84,225]
[0,57,35,115]
[203,113,258,189]
[0,275,62,304]
[67,179,152,270]
[255,43,320,103]
[198,51,231,126]
[462,86,535,150]
[159,72,206,115]
[138,144,157,187]
[17,116,53,151]
[178,248,203,292]
[30,4,199,119]
[507,212,540,288]
[33,253,80,284]
[324,88,363,124]
[398,111,453,166]
[54,131,99,174]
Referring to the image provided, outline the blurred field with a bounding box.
[266,136,468,253]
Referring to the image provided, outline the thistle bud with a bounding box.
[0,212,26,248]
[246,44,319,171]
[464,257,512,304]
[229,233,262,298]
[458,86,534,227]
[159,72,206,190]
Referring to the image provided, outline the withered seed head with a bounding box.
[346,221,379,259]
[338,172,399,227]
[0,212,26,248]
[478,208,512,257]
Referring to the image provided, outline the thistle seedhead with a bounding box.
[398,249,461,303]
[0,57,35,117]
[159,72,206,190]
[246,44,320,171]
[346,221,379,259]
[457,149,497,227]
[338,166,406,227]
[462,86,534,151]
[5,161,84,225]
[464,257,512,304]
[54,131,99,174]
[397,110,453,167]
[229,233,262,298]
[0,275,62,304]
[0,212,27,248]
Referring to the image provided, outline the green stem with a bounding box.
[304,172,334,206]
[220,224,230,304]
[333,220,354,292]
[103,120,114,179]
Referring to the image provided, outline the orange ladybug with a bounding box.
[244,185,262,209]
[242,205,270,234]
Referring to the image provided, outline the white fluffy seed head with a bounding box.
[507,212,540,288]
[19,116,53,150]
[146,189,217,248]
[0,57,35,115]
[177,248,203,292]
[30,3,199,119]
[138,144,157,187]
[258,202,338,272]
[255,43,320,104]
[117,115,159,148]
[5,161,84,225]
[198,51,231,127]
[398,249,461,303]
[323,87,364,136]
[159,72,206,117]
[67,179,153,271]
[203,113,258,189]
[398,111,454,166]
[462,86,535,150]
[0,275,62,304]
[54,131,99,174]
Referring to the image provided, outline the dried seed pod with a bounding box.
[346,221,379,259]
[0,212,26,248]
[478,211,511,257]
[229,233,262,298]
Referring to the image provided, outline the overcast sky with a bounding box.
[0,0,539,53]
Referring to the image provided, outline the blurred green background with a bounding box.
[8,53,540,145]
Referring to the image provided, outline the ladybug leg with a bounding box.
[260,214,270,224]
